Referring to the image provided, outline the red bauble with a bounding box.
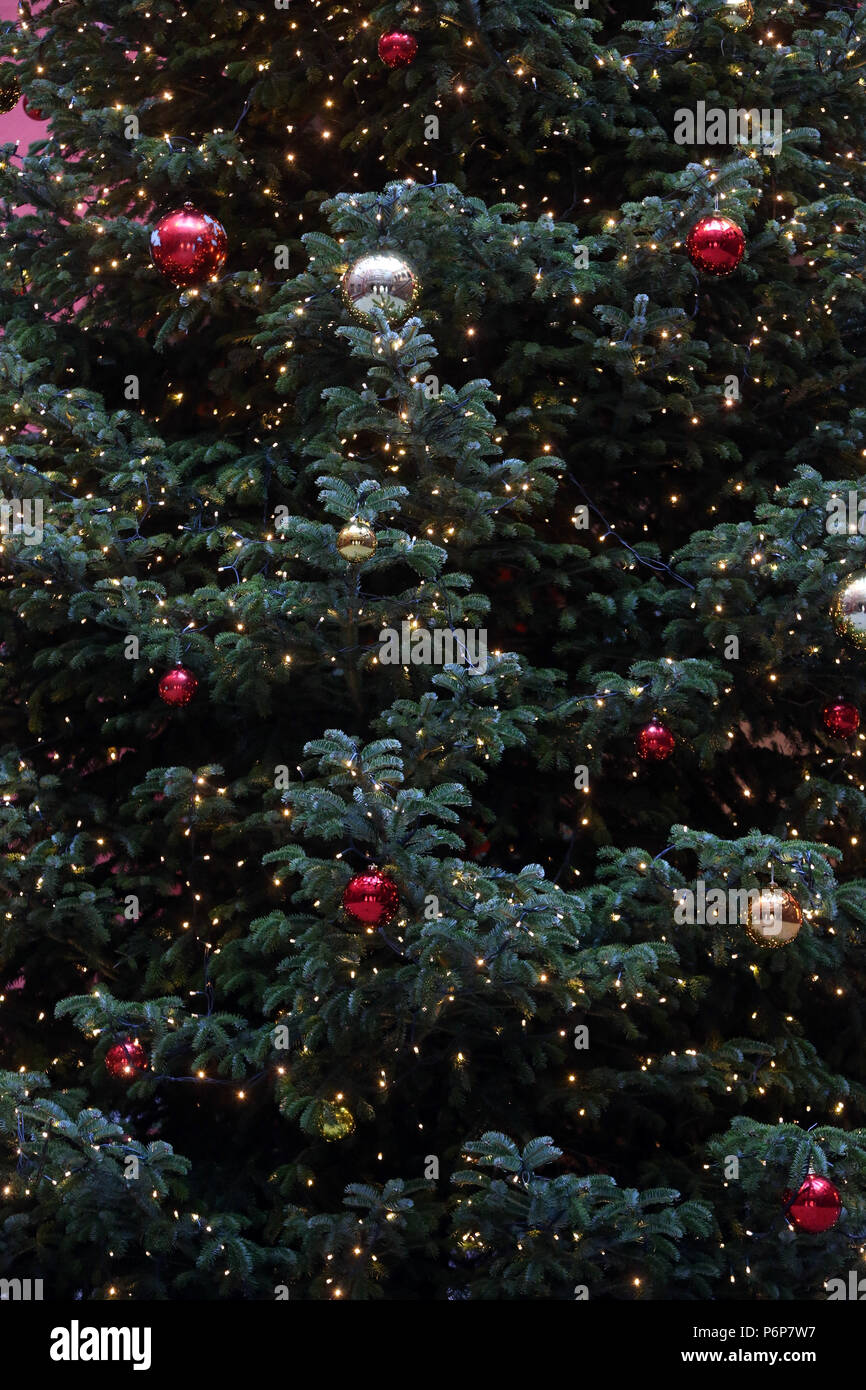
[822,700,860,737]
[378,31,418,67]
[158,665,198,707]
[105,1038,148,1080]
[342,871,400,927]
[784,1175,842,1233]
[150,203,228,287]
[23,95,45,121]
[686,214,746,276]
[636,720,675,761]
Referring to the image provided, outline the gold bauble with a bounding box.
[341,251,419,327]
[318,1103,355,1141]
[337,520,377,563]
[832,571,866,650]
[0,70,20,116]
[259,408,283,434]
[744,888,802,948]
[717,0,754,27]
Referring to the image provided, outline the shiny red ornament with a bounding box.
[686,214,745,276]
[378,31,418,67]
[822,700,860,737]
[158,666,198,707]
[23,95,45,120]
[150,203,228,287]
[105,1038,148,1080]
[636,720,675,761]
[342,871,400,928]
[784,1175,842,1233]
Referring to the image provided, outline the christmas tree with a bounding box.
[2,0,866,1305]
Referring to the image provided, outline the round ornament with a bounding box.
[342,870,399,928]
[337,520,377,562]
[150,203,228,287]
[318,1106,355,1139]
[822,699,860,738]
[686,214,745,276]
[105,1037,148,1079]
[22,94,45,121]
[636,720,675,761]
[717,0,754,25]
[0,68,20,114]
[784,1174,842,1234]
[744,887,802,948]
[341,251,419,327]
[318,1102,356,1141]
[259,408,284,435]
[158,665,198,707]
[832,571,866,649]
[378,31,418,68]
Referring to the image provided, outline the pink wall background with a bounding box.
[0,0,48,173]
[0,0,49,150]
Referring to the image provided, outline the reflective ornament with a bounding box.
[342,870,399,928]
[822,700,860,738]
[260,408,283,435]
[105,1038,148,1079]
[784,1175,841,1233]
[150,203,228,287]
[158,665,198,707]
[686,214,745,276]
[717,0,754,26]
[636,720,675,761]
[337,520,377,562]
[832,571,866,650]
[341,251,418,326]
[745,888,802,948]
[0,68,20,114]
[23,94,45,121]
[378,31,418,68]
[318,1102,356,1141]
